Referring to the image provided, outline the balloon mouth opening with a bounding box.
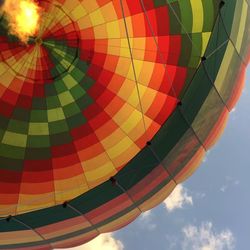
[35,37,42,45]
[1,0,41,43]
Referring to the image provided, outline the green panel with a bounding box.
[30,110,48,123]
[117,147,159,190]
[168,1,182,34]
[161,128,201,176]
[202,0,216,31]
[188,33,203,67]
[181,66,211,124]
[49,120,69,134]
[72,182,124,215]
[16,205,79,231]
[50,132,72,146]
[240,1,250,62]
[179,0,192,33]
[7,120,29,134]
[151,109,189,161]
[24,148,51,160]
[0,144,25,160]
[27,135,51,148]
[0,157,23,171]
[0,219,27,233]
[0,2,248,250]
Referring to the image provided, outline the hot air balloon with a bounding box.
[0,0,249,249]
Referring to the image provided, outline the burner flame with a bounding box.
[1,0,41,43]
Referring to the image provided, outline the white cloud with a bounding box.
[163,184,193,212]
[230,107,238,121]
[231,107,237,113]
[140,210,152,219]
[146,223,157,231]
[202,150,211,163]
[220,176,240,193]
[194,192,206,199]
[182,222,235,250]
[234,180,240,185]
[64,233,124,250]
[165,235,179,250]
[220,185,228,193]
[139,210,157,231]
[202,156,208,163]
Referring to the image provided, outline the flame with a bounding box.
[2,0,41,43]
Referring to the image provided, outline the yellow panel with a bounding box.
[54,175,88,204]
[82,0,99,12]
[83,152,112,171]
[120,110,142,134]
[71,5,87,21]
[113,103,134,125]
[127,83,147,108]
[201,32,211,55]
[107,21,121,39]
[93,24,108,39]
[101,3,118,22]
[17,192,55,214]
[214,42,234,93]
[47,107,65,122]
[84,161,117,183]
[28,123,49,135]
[107,136,138,159]
[138,61,154,86]
[235,1,248,52]
[2,131,27,147]
[100,128,125,149]
[127,59,143,81]
[191,0,204,32]
[89,9,105,26]
[0,62,8,75]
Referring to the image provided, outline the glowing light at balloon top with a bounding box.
[2,0,41,42]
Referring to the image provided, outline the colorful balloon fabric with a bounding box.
[0,0,249,249]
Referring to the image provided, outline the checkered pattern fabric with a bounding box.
[0,0,249,249]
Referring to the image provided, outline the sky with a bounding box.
[67,67,250,250]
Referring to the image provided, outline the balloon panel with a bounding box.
[0,0,249,249]
[0,0,215,214]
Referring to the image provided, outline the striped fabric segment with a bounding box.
[0,0,249,249]
[0,0,216,215]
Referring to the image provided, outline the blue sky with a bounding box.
[68,67,250,250]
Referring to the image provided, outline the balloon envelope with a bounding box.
[0,0,249,249]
